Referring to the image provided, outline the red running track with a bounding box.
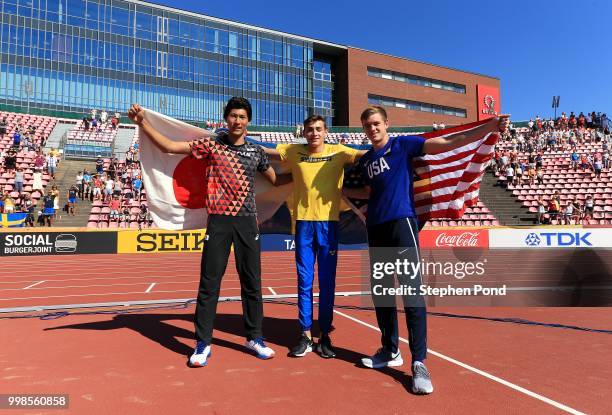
[1,251,611,414]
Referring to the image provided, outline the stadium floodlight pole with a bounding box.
[552,95,560,119]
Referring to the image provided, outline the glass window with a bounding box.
[259,38,273,63]
[17,0,33,18]
[84,1,99,30]
[205,27,218,53]
[228,32,238,57]
[135,12,153,40]
[3,0,18,15]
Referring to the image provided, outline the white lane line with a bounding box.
[332,309,586,415]
[23,281,45,290]
[268,287,277,295]
[145,283,156,293]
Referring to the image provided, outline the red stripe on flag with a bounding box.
[414,182,483,208]
[413,134,498,167]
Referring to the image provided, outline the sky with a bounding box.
[153,0,611,122]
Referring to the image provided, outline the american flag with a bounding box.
[412,118,499,221]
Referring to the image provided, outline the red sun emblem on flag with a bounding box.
[172,156,207,209]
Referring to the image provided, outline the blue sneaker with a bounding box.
[189,341,211,367]
[245,338,275,359]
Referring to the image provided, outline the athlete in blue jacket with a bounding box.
[347,106,508,394]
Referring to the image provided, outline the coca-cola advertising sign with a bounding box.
[420,230,489,248]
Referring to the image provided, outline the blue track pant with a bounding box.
[295,220,338,334]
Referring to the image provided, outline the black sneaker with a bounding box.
[288,334,313,357]
[317,334,336,358]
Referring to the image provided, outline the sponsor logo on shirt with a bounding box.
[298,152,337,163]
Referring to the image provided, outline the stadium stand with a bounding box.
[0,111,59,224]
[491,113,611,225]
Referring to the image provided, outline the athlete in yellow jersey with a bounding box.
[264,115,365,358]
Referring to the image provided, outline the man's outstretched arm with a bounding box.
[128,104,214,154]
[423,115,510,154]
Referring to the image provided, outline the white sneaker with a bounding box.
[189,341,211,367]
[245,338,275,359]
[361,348,404,368]
[412,361,434,394]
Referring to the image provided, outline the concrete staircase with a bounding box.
[112,125,137,160]
[479,172,533,226]
[51,160,95,227]
[44,120,77,152]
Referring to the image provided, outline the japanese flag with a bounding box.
[139,110,291,230]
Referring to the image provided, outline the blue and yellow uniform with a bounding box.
[278,143,358,334]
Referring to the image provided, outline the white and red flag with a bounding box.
[413,118,499,222]
[138,110,291,230]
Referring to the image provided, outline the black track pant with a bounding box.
[194,214,263,344]
[367,217,427,362]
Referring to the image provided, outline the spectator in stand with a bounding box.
[120,168,129,185]
[125,148,134,165]
[82,170,92,201]
[548,196,561,224]
[583,194,594,221]
[76,171,84,199]
[113,179,122,197]
[23,194,35,227]
[111,115,119,129]
[569,112,577,128]
[570,149,580,170]
[95,155,104,175]
[438,122,445,130]
[137,204,152,230]
[108,160,116,180]
[34,152,45,172]
[535,153,543,169]
[109,196,121,222]
[131,163,140,179]
[67,185,78,216]
[513,162,522,186]
[14,168,24,194]
[528,165,536,185]
[432,121,438,131]
[42,191,54,226]
[12,131,21,150]
[92,175,102,201]
[132,175,142,200]
[563,199,576,225]
[51,185,60,219]
[46,151,57,179]
[100,110,108,125]
[0,117,7,138]
[536,167,544,185]
[585,112,592,128]
[4,149,16,172]
[3,193,15,214]
[603,151,610,169]
[505,163,514,188]
[528,119,534,131]
[82,116,90,131]
[103,175,114,202]
[593,155,603,178]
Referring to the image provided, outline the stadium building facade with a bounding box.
[0,0,500,127]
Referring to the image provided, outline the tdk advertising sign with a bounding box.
[490,229,610,248]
